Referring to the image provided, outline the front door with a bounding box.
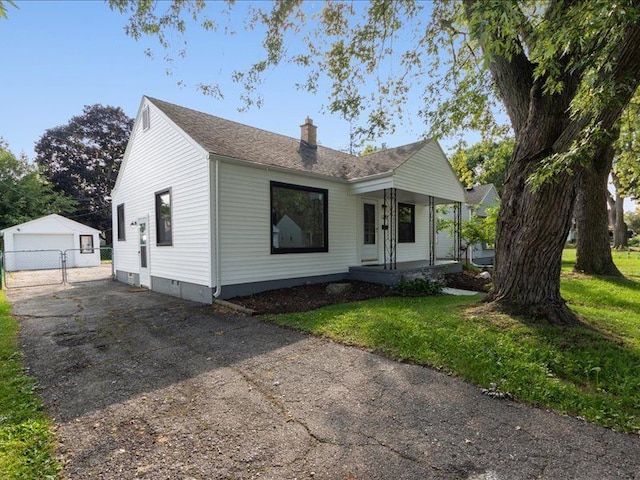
[138,217,150,287]
[361,200,379,264]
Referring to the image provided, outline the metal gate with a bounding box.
[1,248,113,289]
[63,247,114,284]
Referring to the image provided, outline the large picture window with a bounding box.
[155,189,172,246]
[117,203,125,241]
[398,203,415,243]
[271,181,328,254]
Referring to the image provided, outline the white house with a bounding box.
[111,96,466,302]
[436,184,500,265]
[1,214,101,271]
[276,215,303,249]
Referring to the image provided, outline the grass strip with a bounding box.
[0,291,60,479]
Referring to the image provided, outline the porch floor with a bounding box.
[349,260,462,286]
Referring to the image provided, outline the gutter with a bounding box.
[212,155,222,298]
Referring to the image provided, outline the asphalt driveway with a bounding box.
[7,279,640,479]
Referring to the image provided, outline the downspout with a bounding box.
[213,156,222,298]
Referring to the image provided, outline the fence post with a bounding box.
[61,251,67,284]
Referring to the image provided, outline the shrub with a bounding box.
[393,277,444,296]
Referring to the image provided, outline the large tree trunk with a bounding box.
[574,139,622,275]
[488,126,577,325]
[465,2,640,325]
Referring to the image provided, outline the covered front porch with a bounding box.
[352,186,464,274]
[347,139,467,280]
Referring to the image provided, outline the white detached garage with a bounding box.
[1,214,101,271]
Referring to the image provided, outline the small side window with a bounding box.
[155,189,172,246]
[80,235,94,254]
[117,203,126,241]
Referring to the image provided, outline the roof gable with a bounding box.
[1,214,100,235]
[464,184,499,205]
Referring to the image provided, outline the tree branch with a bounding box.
[463,0,535,135]
[553,20,640,154]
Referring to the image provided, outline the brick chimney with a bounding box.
[300,117,317,148]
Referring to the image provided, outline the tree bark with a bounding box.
[574,139,622,276]
[613,197,628,249]
[488,116,578,325]
[611,174,629,249]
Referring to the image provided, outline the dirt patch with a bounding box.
[228,281,393,314]
[228,273,491,315]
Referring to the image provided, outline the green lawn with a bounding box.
[267,250,640,434]
[0,291,60,479]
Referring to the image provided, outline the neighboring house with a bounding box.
[436,184,500,265]
[111,96,466,303]
[0,214,101,271]
[276,215,303,249]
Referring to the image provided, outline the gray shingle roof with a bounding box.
[464,184,496,204]
[147,96,428,181]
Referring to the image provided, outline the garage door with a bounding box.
[11,234,74,270]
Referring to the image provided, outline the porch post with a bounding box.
[428,196,435,266]
[454,202,462,262]
[382,188,397,270]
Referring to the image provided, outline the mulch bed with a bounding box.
[228,271,491,315]
[444,270,492,293]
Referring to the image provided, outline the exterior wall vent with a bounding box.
[142,106,150,131]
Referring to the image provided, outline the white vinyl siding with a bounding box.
[395,204,430,263]
[112,101,211,286]
[217,161,357,286]
[394,141,466,203]
[436,204,467,260]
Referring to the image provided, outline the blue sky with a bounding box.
[0,0,422,160]
[1,1,636,212]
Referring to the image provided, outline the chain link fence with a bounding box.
[64,248,114,284]
[1,248,113,289]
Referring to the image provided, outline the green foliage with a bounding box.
[109,0,511,141]
[110,1,640,146]
[35,105,133,241]
[0,292,60,478]
[440,205,498,261]
[0,1,16,19]
[360,144,382,156]
[450,139,512,194]
[613,92,640,201]
[462,211,497,247]
[0,141,76,231]
[267,250,640,434]
[626,208,640,233]
[393,277,444,296]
